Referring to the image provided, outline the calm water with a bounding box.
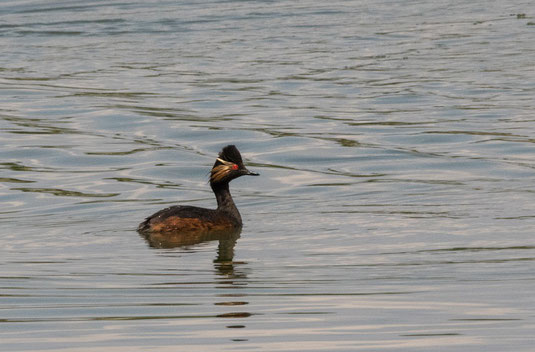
[1,0,535,351]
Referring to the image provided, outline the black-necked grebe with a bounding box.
[138,145,258,234]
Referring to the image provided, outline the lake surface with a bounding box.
[1,0,534,351]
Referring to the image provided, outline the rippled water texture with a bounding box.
[1,1,535,351]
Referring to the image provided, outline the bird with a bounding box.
[138,145,258,236]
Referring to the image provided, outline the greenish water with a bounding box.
[1,1,534,351]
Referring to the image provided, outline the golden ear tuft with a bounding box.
[216,158,233,166]
[210,164,231,183]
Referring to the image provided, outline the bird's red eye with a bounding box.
[232,164,239,170]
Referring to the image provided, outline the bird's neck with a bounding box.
[211,182,242,225]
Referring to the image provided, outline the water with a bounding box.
[1,0,534,351]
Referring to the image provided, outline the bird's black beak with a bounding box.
[242,169,259,176]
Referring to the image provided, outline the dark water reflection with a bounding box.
[1,0,535,351]
[143,227,253,331]
[141,226,241,253]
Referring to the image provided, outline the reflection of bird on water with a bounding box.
[138,145,258,252]
[141,226,241,257]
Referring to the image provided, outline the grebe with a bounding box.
[138,145,258,235]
